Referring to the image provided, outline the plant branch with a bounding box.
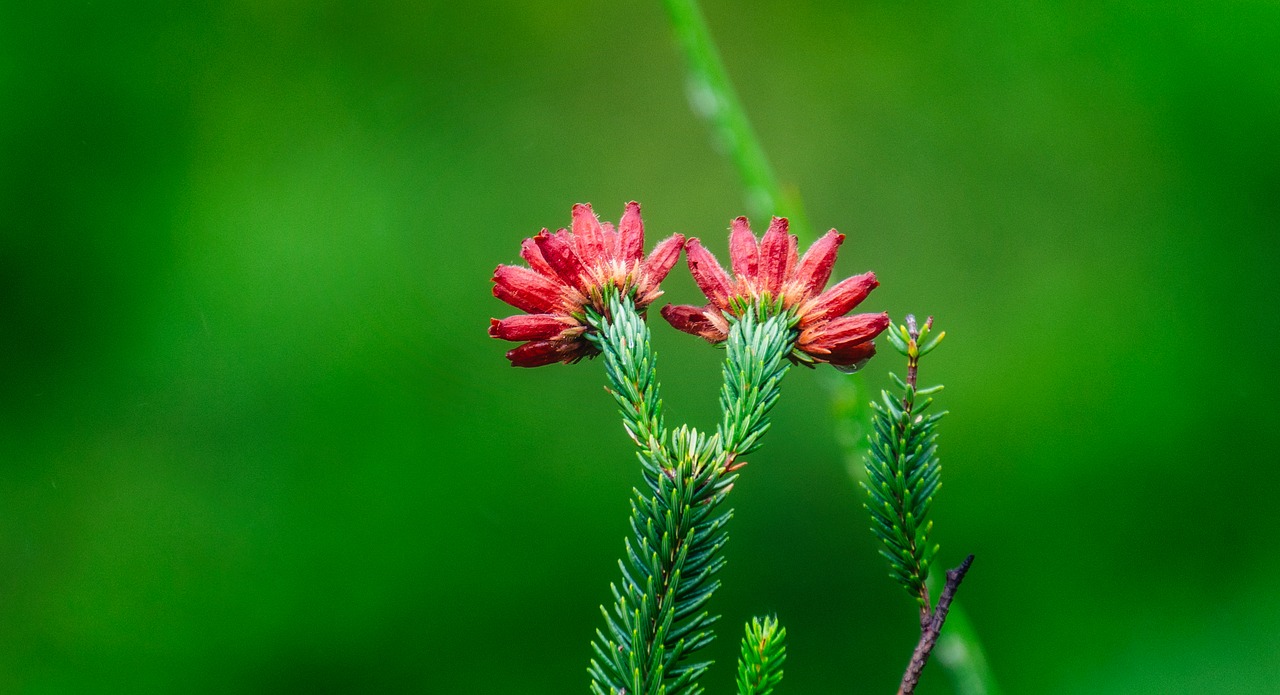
[863,365,942,609]
[588,297,798,695]
[903,314,930,631]
[898,554,974,695]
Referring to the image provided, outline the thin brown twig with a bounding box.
[897,554,975,695]
[917,585,931,630]
[900,313,933,630]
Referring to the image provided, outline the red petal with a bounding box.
[823,340,877,369]
[660,304,729,342]
[520,234,557,278]
[685,238,734,310]
[534,230,591,293]
[799,312,890,352]
[758,217,794,295]
[571,203,606,263]
[729,217,758,279]
[660,304,703,334]
[600,221,618,260]
[505,340,580,367]
[800,272,879,326]
[489,314,576,341]
[793,230,844,301]
[637,234,685,296]
[492,264,568,313]
[617,201,645,264]
[786,233,798,277]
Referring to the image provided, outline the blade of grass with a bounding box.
[661,0,809,235]
[661,3,1002,694]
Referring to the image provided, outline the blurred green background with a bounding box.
[3,1,1278,692]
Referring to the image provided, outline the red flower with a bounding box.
[490,202,685,367]
[660,216,889,371]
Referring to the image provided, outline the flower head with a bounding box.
[490,202,684,367]
[660,216,888,371]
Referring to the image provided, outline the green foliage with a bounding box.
[587,425,730,695]
[718,305,795,457]
[592,293,667,459]
[862,320,947,606]
[586,296,796,695]
[735,616,787,695]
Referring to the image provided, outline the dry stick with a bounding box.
[898,554,976,695]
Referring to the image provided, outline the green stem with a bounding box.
[662,0,808,233]
[660,3,1003,693]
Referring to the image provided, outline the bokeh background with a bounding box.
[4,1,1278,692]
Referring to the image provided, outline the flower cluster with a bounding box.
[489,202,683,367]
[491,204,887,370]
[662,216,887,371]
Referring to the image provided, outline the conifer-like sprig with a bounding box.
[862,315,947,613]
[862,315,974,695]
[586,295,797,695]
[735,616,787,695]
[718,299,796,459]
[589,292,668,460]
[589,426,728,695]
